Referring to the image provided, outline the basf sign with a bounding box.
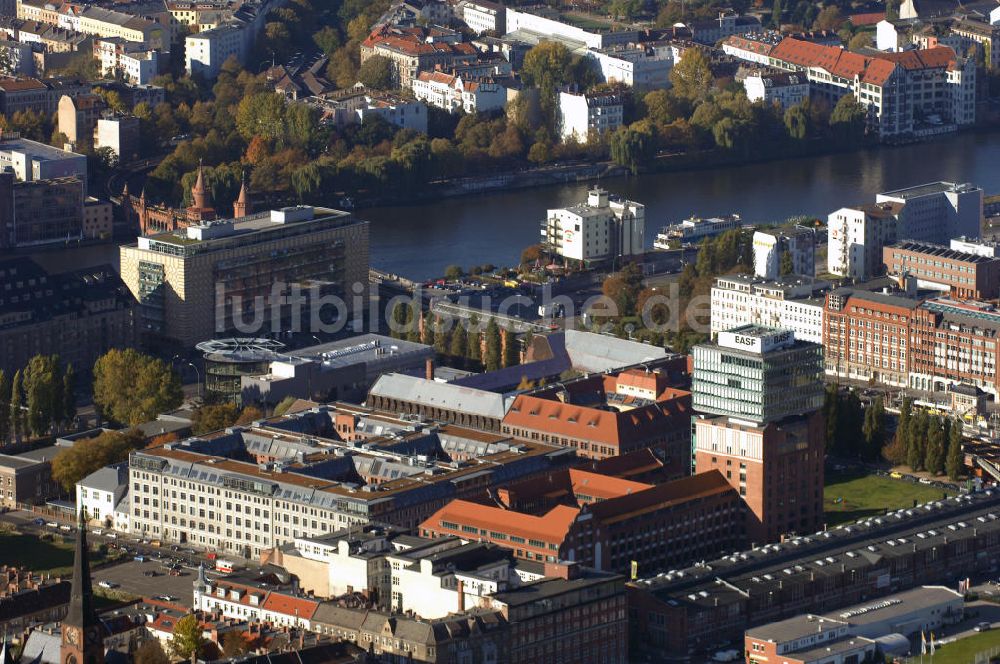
[718,328,795,354]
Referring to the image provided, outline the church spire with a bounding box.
[233,172,250,219]
[191,160,208,211]
[62,510,103,664]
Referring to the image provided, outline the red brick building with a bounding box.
[419,469,744,574]
[884,240,1000,300]
[501,368,693,472]
[910,299,1000,395]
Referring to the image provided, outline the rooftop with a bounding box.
[889,240,1000,264]
[879,181,980,200]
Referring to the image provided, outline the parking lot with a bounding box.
[91,560,198,606]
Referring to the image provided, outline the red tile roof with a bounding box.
[422,500,580,546]
[870,45,958,70]
[567,468,650,501]
[260,593,320,620]
[848,11,885,26]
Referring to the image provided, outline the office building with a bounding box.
[0,258,137,377]
[875,181,982,244]
[558,88,624,142]
[504,7,638,49]
[884,240,1000,300]
[692,326,825,543]
[710,274,829,344]
[119,205,369,347]
[0,132,87,188]
[752,227,815,279]
[745,615,877,664]
[588,42,674,89]
[456,0,505,34]
[126,405,573,557]
[541,187,643,266]
[0,172,83,248]
[419,468,743,573]
[501,367,693,467]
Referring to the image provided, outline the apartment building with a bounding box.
[541,187,643,265]
[710,274,829,344]
[884,240,1000,300]
[455,0,505,34]
[420,469,743,574]
[166,0,236,32]
[94,37,158,85]
[411,71,508,114]
[827,203,902,280]
[692,326,826,543]
[119,205,369,347]
[126,406,573,558]
[951,18,1000,70]
[76,463,128,527]
[360,25,477,89]
[752,227,815,279]
[0,258,137,376]
[558,88,624,142]
[0,77,48,115]
[0,447,61,508]
[742,69,808,108]
[184,22,243,78]
[588,42,674,89]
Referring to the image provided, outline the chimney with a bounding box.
[425,358,434,381]
[457,579,465,612]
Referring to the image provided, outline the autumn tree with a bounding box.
[669,48,713,103]
[359,55,394,90]
[171,614,206,662]
[221,631,249,658]
[51,429,145,492]
[92,349,183,427]
[273,395,298,417]
[191,403,240,435]
[134,639,170,664]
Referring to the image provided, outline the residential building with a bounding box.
[76,463,128,527]
[0,132,86,187]
[82,196,112,239]
[126,405,572,556]
[827,203,902,280]
[822,286,919,387]
[0,173,83,247]
[360,25,478,89]
[876,181,983,244]
[686,12,761,45]
[752,227,815,278]
[94,37,159,85]
[306,91,429,133]
[118,205,369,347]
[541,187,643,265]
[456,0,505,34]
[57,93,105,151]
[0,258,138,377]
[166,0,237,32]
[0,447,61,507]
[501,367,693,466]
[710,274,829,344]
[0,39,34,75]
[951,18,1000,70]
[0,76,48,115]
[588,42,674,89]
[0,567,69,637]
[692,326,825,543]
[742,69,808,108]
[95,115,140,161]
[184,22,243,78]
[558,88,623,142]
[722,32,782,66]
[420,468,743,573]
[884,240,1000,299]
[411,71,508,114]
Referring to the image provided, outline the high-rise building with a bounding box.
[692,325,825,543]
[541,187,644,266]
[118,205,369,347]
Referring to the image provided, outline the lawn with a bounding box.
[824,470,954,527]
[0,529,113,576]
[926,629,1000,663]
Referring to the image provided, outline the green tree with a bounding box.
[51,429,144,492]
[771,0,784,27]
[23,354,61,438]
[134,639,170,664]
[642,89,682,127]
[235,93,287,143]
[924,418,946,475]
[444,265,464,281]
[779,250,794,276]
[861,397,885,461]
[449,323,467,365]
[521,41,572,91]
[502,327,519,368]
[907,409,928,471]
[421,311,436,347]
[92,349,183,426]
[484,319,502,371]
[784,101,810,140]
[171,614,206,662]
[465,325,481,367]
[813,6,844,31]
[9,369,24,444]
[610,123,656,175]
[390,300,410,339]
[0,370,8,444]
[669,48,713,103]
[359,55,394,90]
[434,322,451,357]
[191,403,240,435]
[830,94,867,145]
[63,364,76,428]
[312,25,341,55]
[273,395,298,417]
[848,32,872,50]
[946,418,964,480]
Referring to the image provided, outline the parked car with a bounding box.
[134,555,146,562]
[32,518,45,526]
[976,622,992,632]
[142,570,158,577]
[98,581,118,589]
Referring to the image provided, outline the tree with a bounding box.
[221,630,250,658]
[521,244,544,266]
[63,364,76,428]
[669,49,713,103]
[602,263,644,317]
[359,55,394,90]
[9,369,24,444]
[484,319,502,371]
[23,354,61,438]
[273,395,298,417]
[610,123,656,175]
[236,406,264,426]
[444,265,464,281]
[521,41,572,91]
[946,418,964,480]
[924,418,946,475]
[465,325,481,367]
[134,639,170,664]
[313,26,341,55]
[449,324,467,364]
[771,0,784,27]
[92,349,183,427]
[236,93,287,143]
[784,101,809,140]
[813,6,844,31]
[51,429,144,492]
[848,32,872,50]
[171,614,206,662]
[0,370,8,444]
[642,89,682,127]
[502,327,519,368]
[907,409,928,471]
[830,94,867,145]
[191,403,240,435]
[779,250,794,276]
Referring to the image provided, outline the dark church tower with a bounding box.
[61,510,103,664]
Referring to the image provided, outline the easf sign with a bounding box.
[719,328,795,354]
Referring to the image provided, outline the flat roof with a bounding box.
[889,240,998,265]
[0,136,85,161]
[879,181,980,200]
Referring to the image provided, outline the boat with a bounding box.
[653,214,742,249]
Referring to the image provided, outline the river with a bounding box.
[28,130,1000,281]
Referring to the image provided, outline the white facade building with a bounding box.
[743,70,808,109]
[76,463,129,528]
[542,187,644,264]
[710,274,828,343]
[95,116,140,161]
[412,71,508,114]
[456,0,504,34]
[588,43,673,89]
[184,22,244,78]
[95,38,159,85]
[827,204,901,281]
[876,181,983,244]
[558,89,623,142]
[752,227,815,279]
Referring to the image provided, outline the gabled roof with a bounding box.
[422,499,580,544]
[368,374,511,421]
[260,593,320,620]
[870,45,957,70]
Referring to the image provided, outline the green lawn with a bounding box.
[824,470,954,527]
[925,629,1000,663]
[0,530,113,576]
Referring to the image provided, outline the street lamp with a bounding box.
[172,356,203,399]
